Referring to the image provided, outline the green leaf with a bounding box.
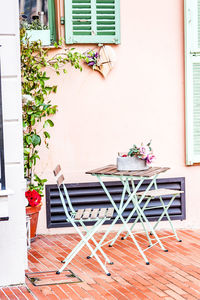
[45,87,53,92]
[128,149,134,156]
[24,148,31,155]
[43,119,54,128]
[32,134,41,147]
[25,135,32,145]
[44,131,50,139]
[30,115,35,126]
[52,86,57,93]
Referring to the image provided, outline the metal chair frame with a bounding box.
[54,165,114,276]
[123,183,183,243]
[88,175,167,265]
[87,173,183,265]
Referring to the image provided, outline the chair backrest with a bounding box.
[53,165,75,215]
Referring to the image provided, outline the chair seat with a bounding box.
[137,188,184,198]
[74,207,114,221]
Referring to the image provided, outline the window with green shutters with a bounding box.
[64,0,120,44]
[184,0,200,164]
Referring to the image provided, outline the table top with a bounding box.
[86,165,170,178]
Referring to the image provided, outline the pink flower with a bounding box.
[146,154,155,164]
[139,146,149,159]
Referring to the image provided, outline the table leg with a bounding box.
[127,179,153,247]
[123,196,152,240]
[111,177,157,246]
[97,176,150,265]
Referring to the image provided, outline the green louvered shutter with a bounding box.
[48,0,57,43]
[185,0,200,164]
[64,0,120,44]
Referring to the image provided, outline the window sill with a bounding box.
[0,216,9,221]
[0,189,13,197]
[0,189,13,221]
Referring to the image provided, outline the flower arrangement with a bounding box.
[84,46,117,77]
[120,141,155,165]
[25,190,42,207]
[85,50,99,69]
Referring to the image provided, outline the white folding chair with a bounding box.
[123,188,184,244]
[53,165,114,276]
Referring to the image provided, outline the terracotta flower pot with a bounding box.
[26,203,42,240]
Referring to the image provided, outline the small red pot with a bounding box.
[26,203,42,240]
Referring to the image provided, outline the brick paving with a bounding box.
[1,229,200,299]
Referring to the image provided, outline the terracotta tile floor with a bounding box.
[1,229,200,299]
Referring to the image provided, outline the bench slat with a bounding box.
[90,209,99,219]
[82,208,91,219]
[75,209,84,220]
[98,208,107,219]
[106,207,114,218]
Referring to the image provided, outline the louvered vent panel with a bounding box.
[72,0,92,36]
[193,63,200,155]
[46,177,185,228]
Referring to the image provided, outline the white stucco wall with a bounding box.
[0,1,27,286]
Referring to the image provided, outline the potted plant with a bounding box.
[117,141,155,171]
[25,178,46,240]
[21,15,50,46]
[20,27,84,240]
[23,91,52,240]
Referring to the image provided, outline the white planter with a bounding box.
[26,30,51,46]
[117,156,149,171]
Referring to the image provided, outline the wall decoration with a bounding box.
[85,45,117,78]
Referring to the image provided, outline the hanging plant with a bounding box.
[85,50,99,69]
[84,45,117,78]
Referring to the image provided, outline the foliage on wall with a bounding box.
[20,28,84,196]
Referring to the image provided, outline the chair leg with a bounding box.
[88,214,120,259]
[80,220,113,264]
[57,219,111,276]
[60,219,103,266]
[153,195,181,241]
[132,200,167,252]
